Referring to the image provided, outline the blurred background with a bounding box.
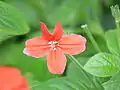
[0,0,119,83]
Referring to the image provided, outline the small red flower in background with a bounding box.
[24,22,86,74]
[0,66,29,90]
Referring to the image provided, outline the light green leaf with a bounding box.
[0,1,29,35]
[103,71,120,90]
[105,29,120,54]
[84,53,120,77]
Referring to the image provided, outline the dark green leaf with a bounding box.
[88,21,104,35]
[31,77,98,90]
[5,0,40,27]
[47,0,100,26]
[0,1,29,35]
[103,71,120,90]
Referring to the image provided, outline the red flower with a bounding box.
[0,66,29,90]
[24,22,86,74]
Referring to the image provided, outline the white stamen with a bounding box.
[53,41,58,44]
[48,41,58,45]
[48,41,53,44]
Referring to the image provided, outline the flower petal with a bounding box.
[16,76,29,90]
[40,22,53,41]
[24,36,49,58]
[53,22,64,41]
[0,66,23,89]
[59,34,86,55]
[47,48,66,74]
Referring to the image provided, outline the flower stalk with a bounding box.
[67,55,98,89]
[110,5,120,26]
[81,24,101,53]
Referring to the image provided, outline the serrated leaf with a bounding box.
[84,53,120,77]
[0,1,29,35]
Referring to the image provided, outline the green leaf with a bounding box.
[31,77,98,90]
[0,32,12,43]
[5,0,40,27]
[105,29,120,54]
[103,71,120,90]
[84,53,120,77]
[0,1,29,35]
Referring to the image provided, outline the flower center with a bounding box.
[48,41,59,50]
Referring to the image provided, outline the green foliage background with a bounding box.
[1,0,120,90]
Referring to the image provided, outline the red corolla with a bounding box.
[0,66,29,90]
[24,22,86,74]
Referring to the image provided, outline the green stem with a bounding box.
[116,21,120,54]
[67,55,98,89]
[83,25,101,53]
